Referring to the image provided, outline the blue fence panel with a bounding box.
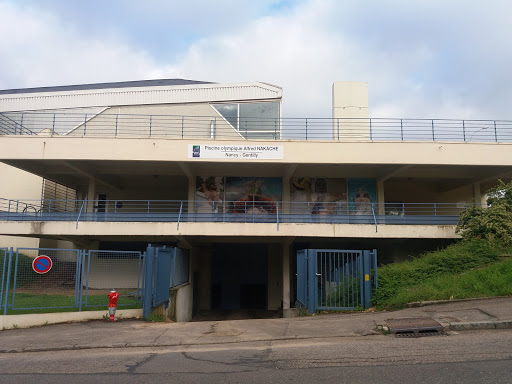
[8,248,81,312]
[83,250,143,309]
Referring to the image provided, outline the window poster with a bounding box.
[196,176,225,213]
[347,178,377,214]
[290,178,347,214]
[225,177,282,214]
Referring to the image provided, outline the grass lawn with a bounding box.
[372,240,512,309]
[3,291,141,315]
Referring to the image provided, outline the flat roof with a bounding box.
[0,79,214,95]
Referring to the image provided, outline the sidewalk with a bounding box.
[1,297,511,353]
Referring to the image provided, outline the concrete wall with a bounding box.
[332,81,369,140]
[0,163,42,249]
[174,283,193,322]
[86,252,141,289]
[67,103,244,140]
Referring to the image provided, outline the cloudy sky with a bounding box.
[0,0,510,118]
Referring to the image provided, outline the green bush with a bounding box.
[372,240,507,309]
[457,180,512,245]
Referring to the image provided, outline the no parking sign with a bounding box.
[32,255,52,274]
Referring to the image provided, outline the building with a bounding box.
[0,79,510,320]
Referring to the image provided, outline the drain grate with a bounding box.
[386,317,444,338]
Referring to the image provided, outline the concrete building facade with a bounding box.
[0,79,510,320]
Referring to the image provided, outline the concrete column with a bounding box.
[86,177,96,213]
[282,243,291,317]
[188,176,195,213]
[377,180,385,215]
[473,182,486,206]
[282,177,290,214]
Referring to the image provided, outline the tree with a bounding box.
[456,180,512,245]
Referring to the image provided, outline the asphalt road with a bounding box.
[1,329,512,383]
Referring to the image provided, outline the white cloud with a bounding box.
[0,2,164,88]
[1,0,512,119]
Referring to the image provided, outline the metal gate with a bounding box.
[296,249,377,313]
[142,245,173,319]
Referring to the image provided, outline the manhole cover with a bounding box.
[386,317,444,338]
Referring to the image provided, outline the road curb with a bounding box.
[407,296,512,308]
[449,320,512,331]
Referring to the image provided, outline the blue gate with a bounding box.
[142,245,172,319]
[296,249,377,313]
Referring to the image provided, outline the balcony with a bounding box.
[0,199,480,228]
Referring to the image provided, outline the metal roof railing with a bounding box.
[1,112,511,142]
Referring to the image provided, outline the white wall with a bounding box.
[0,163,42,249]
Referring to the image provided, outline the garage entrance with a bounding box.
[211,244,268,310]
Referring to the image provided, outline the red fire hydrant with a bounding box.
[107,290,120,322]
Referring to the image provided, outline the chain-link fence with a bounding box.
[2,248,144,314]
[83,250,143,308]
[9,248,81,312]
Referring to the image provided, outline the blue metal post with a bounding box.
[181,116,184,138]
[305,118,308,140]
[78,251,85,311]
[74,250,81,307]
[10,250,19,311]
[137,252,144,304]
[276,202,279,231]
[432,120,435,141]
[3,248,13,315]
[84,114,87,136]
[0,249,7,306]
[115,114,118,137]
[494,120,498,142]
[372,249,378,288]
[177,201,183,230]
[142,246,154,319]
[400,119,403,140]
[149,115,152,137]
[307,250,316,314]
[52,113,56,135]
[462,120,466,141]
[362,250,372,309]
[20,113,24,135]
[369,118,372,140]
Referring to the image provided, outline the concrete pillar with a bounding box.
[282,176,290,214]
[86,177,96,213]
[332,82,369,140]
[282,243,292,317]
[473,182,486,206]
[188,176,195,213]
[377,180,385,215]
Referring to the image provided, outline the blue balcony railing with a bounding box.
[1,111,511,142]
[0,198,485,228]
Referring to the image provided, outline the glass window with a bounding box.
[212,104,238,129]
[212,101,280,139]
